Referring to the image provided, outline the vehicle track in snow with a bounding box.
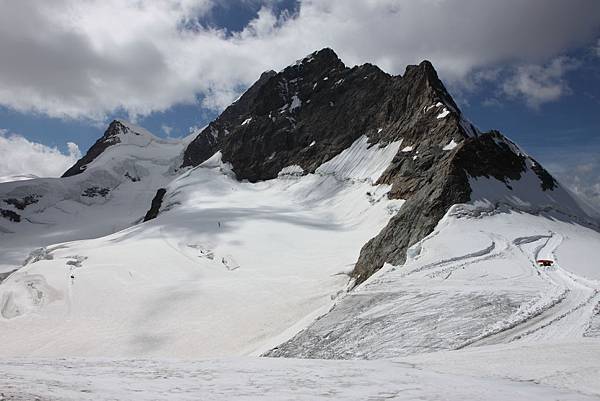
[400,240,499,278]
[369,227,599,351]
[363,236,504,293]
[469,232,600,346]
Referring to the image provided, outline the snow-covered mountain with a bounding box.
[1,48,600,399]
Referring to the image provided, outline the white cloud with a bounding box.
[0,129,81,179]
[595,38,600,57]
[0,0,599,120]
[161,124,174,136]
[561,168,600,215]
[502,57,580,108]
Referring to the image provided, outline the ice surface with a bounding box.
[0,122,186,274]
[0,355,597,401]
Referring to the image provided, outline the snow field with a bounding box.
[0,136,404,358]
[0,355,598,401]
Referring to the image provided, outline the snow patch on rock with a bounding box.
[442,140,459,151]
[278,165,305,178]
[316,136,402,184]
[437,108,450,119]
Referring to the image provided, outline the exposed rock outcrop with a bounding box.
[143,188,167,222]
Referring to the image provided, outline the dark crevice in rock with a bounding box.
[143,188,167,222]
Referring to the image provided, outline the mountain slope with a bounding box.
[266,204,600,359]
[0,49,598,363]
[0,129,404,357]
[0,120,184,274]
[180,48,591,286]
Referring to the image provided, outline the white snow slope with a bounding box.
[1,124,600,400]
[0,133,402,358]
[0,121,185,274]
[1,352,599,401]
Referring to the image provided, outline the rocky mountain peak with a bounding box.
[181,48,460,182]
[177,48,586,285]
[288,47,346,73]
[62,120,144,178]
[402,60,460,115]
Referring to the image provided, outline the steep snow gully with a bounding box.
[1,50,600,400]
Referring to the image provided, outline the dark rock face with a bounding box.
[62,120,136,177]
[530,159,558,191]
[182,49,464,183]
[81,186,110,198]
[181,48,560,285]
[353,131,534,284]
[1,208,21,222]
[3,195,40,210]
[143,188,167,222]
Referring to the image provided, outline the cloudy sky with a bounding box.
[1,0,599,205]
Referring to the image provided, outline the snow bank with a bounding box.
[316,135,402,183]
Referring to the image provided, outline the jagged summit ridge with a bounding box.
[181,48,467,183]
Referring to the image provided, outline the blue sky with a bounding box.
[0,0,599,205]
